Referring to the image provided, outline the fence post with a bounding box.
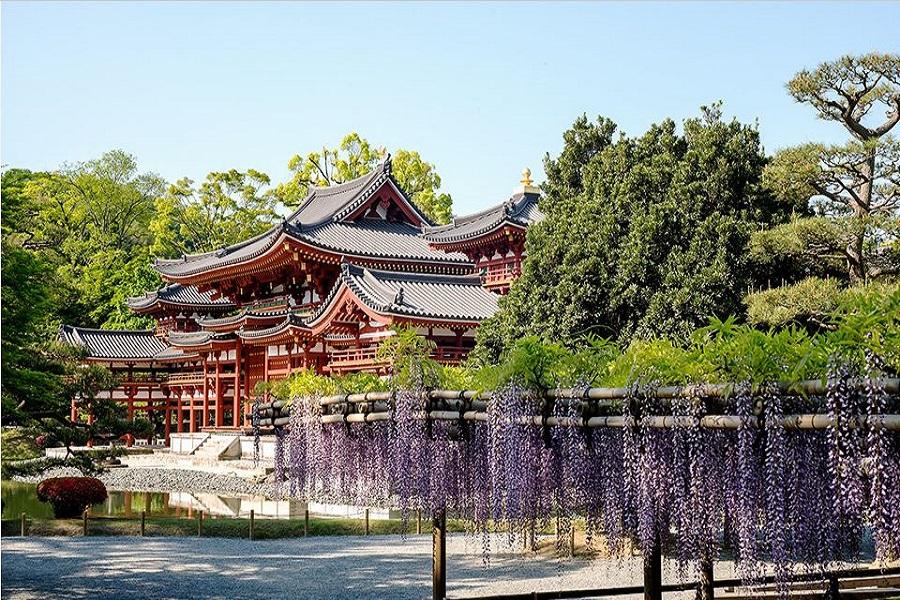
[20,512,27,537]
[198,511,203,537]
[249,509,255,540]
[433,508,447,600]
[82,510,89,536]
[365,508,370,535]
[643,532,662,600]
[569,525,576,556]
[416,509,422,535]
[304,509,309,537]
[698,557,714,600]
[140,511,146,537]
[826,574,840,600]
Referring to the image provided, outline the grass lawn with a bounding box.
[1,514,472,539]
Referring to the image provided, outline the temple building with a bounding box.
[61,158,542,443]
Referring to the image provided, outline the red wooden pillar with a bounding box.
[188,385,196,433]
[215,359,224,427]
[163,389,171,445]
[176,387,184,434]
[233,341,242,428]
[202,359,209,430]
[127,386,136,421]
[70,398,77,422]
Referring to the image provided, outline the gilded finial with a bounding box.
[378,146,388,158]
[520,168,533,187]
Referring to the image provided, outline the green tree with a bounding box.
[473,106,783,362]
[755,53,899,283]
[16,150,166,328]
[274,132,453,224]
[748,53,900,326]
[150,168,278,257]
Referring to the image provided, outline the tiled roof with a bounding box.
[153,159,467,278]
[293,221,469,264]
[235,313,309,340]
[59,325,191,361]
[423,192,542,244]
[127,284,235,311]
[310,263,499,325]
[288,159,429,225]
[197,308,291,327]
[166,331,229,347]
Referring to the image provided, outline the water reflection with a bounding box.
[1,481,307,520]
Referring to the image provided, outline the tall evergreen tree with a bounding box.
[474,105,784,362]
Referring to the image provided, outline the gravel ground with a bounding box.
[1,535,740,600]
[14,466,275,498]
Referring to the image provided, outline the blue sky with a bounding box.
[3,1,898,214]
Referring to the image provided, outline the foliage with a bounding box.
[753,52,900,293]
[1,428,43,462]
[273,132,453,224]
[36,476,108,518]
[150,169,279,257]
[474,104,785,361]
[12,151,166,328]
[376,327,440,389]
[745,277,845,329]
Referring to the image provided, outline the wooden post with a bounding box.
[304,508,309,537]
[569,525,575,556]
[140,511,146,537]
[643,533,662,600]
[826,574,840,600]
[698,557,714,600]
[198,511,203,537]
[20,512,27,537]
[432,508,446,600]
[83,510,89,536]
[365,508,370,535]
[249,509,255,540]
[417,509,422,535]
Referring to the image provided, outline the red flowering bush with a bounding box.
[36,477,108,518]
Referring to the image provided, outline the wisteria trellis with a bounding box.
[261,363,900,592]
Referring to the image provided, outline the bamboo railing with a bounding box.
[254,377,900,431]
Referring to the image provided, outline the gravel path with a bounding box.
[1,535,738,599]
[14,466,275,498]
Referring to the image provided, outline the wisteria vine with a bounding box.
[262,362,900,593]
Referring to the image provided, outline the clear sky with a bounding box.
[2,1,899,215]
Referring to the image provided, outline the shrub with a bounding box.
[36,476,108,518]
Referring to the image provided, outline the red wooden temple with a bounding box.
[61,159,542,443]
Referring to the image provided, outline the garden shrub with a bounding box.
[36,476,108,518]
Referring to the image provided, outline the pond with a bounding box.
[1,481,307,520]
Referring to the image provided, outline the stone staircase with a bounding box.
[191,434,240,461]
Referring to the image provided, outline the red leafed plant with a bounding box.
[36,477,108,518]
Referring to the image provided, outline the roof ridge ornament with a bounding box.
[515,167,541,196]
[393,286,405,306]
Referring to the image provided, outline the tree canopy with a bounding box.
[274,132,453,224]
[473,105,787,362]
[748,53,900,326]
[150,168,279,258]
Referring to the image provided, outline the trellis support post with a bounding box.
[140,511,146,537]
[249,509,255,540]
[304,509,309,537]
[698,557,714,600]
[20,512,27,537]
[643,533,661,600]
[433,508,446,600]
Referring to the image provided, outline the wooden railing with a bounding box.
[165,371,206,385]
